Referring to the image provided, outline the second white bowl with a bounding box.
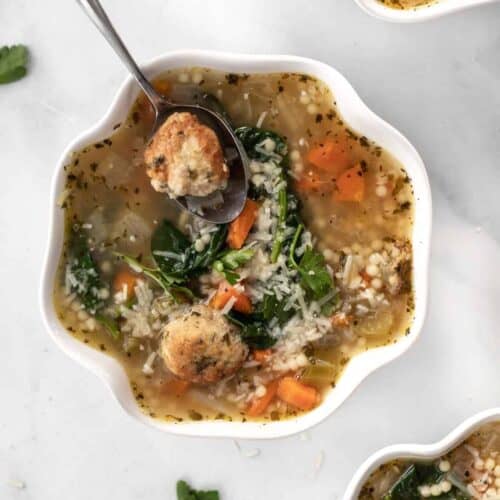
[343,408,500,499]
[354,0,500,22]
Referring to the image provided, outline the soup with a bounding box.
[376,0,436,9]
[54,68,415,423]
[360,422,500,499]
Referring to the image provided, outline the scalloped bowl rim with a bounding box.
[343,407,500,499]
[39,50,431,439]
[353,0,500,23]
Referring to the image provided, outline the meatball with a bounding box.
[160,304,248,384]
[144,112,229,198]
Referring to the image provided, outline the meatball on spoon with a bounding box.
[77,0,249,223]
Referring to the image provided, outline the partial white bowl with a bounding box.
[343,408,500,499]
[354,0,499,22]
[39,50,431,439]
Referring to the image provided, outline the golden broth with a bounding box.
[377,0,436,9]
[54,68,415,423]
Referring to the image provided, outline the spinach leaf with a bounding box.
[235,126,288,164]
[151,220,190,279]
[68,231,105,314]
[213,246,255,284]
[118,220,228,300]
[226,293,295,348]
[186,225,228,272]
[176,480,220,500]
[289,225,334,301]
[383,463,469,500]
[260,293,296,326]
[226,311,276,349]
[0,45,28,84]
[151,220,228,279]
[115,253,194,302]
[95,314,120,340]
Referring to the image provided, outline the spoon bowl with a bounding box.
[76,0,249,223]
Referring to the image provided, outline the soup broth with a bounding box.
[377,0,437,8]
[360,422,500,499]
[54,68,415,423]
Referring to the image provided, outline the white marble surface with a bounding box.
[1,1,500,499]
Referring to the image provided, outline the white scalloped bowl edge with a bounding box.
[343,408,500,499]
[39,50,431,439]
[354,0,499,22]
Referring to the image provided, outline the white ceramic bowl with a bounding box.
[343,407,500,499]
[39,50,431,439]
[354,0,499,22]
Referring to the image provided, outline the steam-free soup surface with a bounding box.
[54,68,415,423]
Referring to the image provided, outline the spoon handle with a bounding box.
[76,0,166,110]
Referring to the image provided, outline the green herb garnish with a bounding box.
[176,480,220,500]
[289,224,334,301]
[0,45,28,84]
[213,246,255,284]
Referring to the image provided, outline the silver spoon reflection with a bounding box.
[76,0,249,224]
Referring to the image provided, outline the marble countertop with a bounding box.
[1,1,500,499]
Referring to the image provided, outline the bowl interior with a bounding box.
[343,408,500,499]
[40,51,431,439]
[354,0,500,22]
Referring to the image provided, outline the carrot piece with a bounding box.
[277,376,319,411]
[253,349,272,363]
[210,281,253,314]
[294,169,333,194]
[163,378,191,397]
[113,269,138,301]
[359,270,372,285]
[246,379,280,417]
[334,164,365,202]
[331,312,351,328]
[227,198,259,249]
[306,139,351,173]
[153,80,170,96]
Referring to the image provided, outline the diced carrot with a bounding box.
[253,349,272,363]
[163,378,191,397]
[246,379,280,417]
[306,139,351,174]
[227,198,259,249]
[113,269,138,301]
[277,376,319,411]
[331,312,351,328]
[359,270,372,285]
[153,80,170,96]
[294,169,333,194]
[334,164,365,202]
[210,281,253,314]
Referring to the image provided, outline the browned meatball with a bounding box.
[160,304,248,384]
[144,112,229,198]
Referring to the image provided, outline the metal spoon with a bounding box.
[76,0,249,224]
